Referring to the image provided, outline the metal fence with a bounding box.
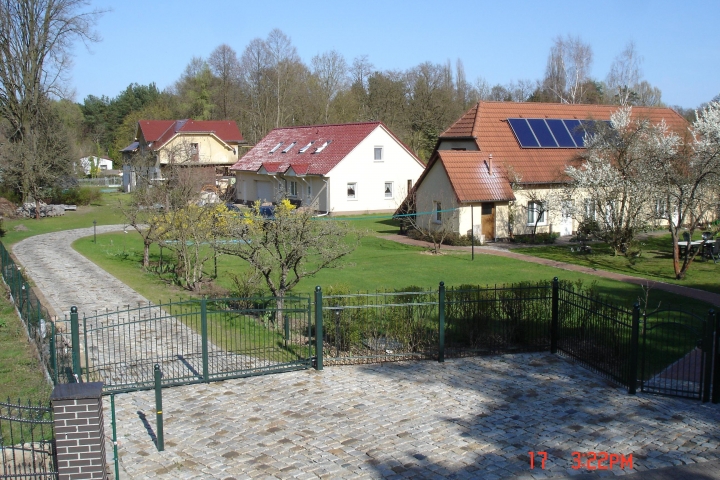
[0,242,71,386]
[0,400,57,479]
[78,296,313,393]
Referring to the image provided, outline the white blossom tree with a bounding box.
[566,107,680,255]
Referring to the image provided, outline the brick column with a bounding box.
[51,382,107,479]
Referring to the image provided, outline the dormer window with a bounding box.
[282,142,296,153]
[314,140,331,153]
[298,141,314,153]
[269,142,283,154]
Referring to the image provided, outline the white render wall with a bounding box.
[327,125,424,214]
[414,160,460,232]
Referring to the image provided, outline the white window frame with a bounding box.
[347,182,357,200]
[287,180,298,197]
[583,198,596,220]
[527,201,546,226]
[433,201,442,224]
[374,146,383,162]
[384,181,393,199]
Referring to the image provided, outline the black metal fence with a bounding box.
[0,399,57,479]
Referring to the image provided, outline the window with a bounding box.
[299,141,314,153]
[655,199,667,218]
[287,180,298,197]
[307,184,312,197]
[281,142,296,153]
[190,143,199,156]
[347,182,357,199]
[315,140,331,153]
[374,146,383,161]
[583,198,596,220]
[527,201,546,225]
[407,179,413,192]
[269,142,283,153]
[434,201,442,223]
[384,182,393,198]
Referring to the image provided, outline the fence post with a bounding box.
[51,382,107,479]
[111,393,120,480]
[712,310,720,404]
[314,286,323,371]
[154,364,164,451]
[438,281,445,363]
[702,309,715,403]
[628,303,640,395]
[200,297,209,383]
[50,321,58,385]
[70,306,81,379]
[550,277,559,354]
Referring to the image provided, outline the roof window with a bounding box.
[282,142,297,153]
[314,140,332,153]
[269,142,283,153]
[298,141,314,153]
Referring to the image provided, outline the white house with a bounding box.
[79,156,113,175]
[409,101,689,241]
[230,122,425,215]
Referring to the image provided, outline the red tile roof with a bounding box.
[440,101,690,185]
[230,122,423,175]
[137,119,243,150]
[439,151,516,202]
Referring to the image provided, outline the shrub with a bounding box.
[44,187,102,206]
[511,232,559,244]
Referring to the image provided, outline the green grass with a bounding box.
[0,284,52,403]
[73,224,713,313]
[514,233,720,295]
[1,191,127,246]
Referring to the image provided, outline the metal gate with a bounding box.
[77,296,314,393]
[639,308,718,401]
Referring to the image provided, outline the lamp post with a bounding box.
[93,220,97,243]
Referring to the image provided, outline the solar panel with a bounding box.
[563,119,586,147]
[528,119,558,147]
[508,118,539,147]
[546,119,577,147]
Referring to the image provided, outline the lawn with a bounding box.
[513,232,720,295]
[0,283,51,403]
[72,218,713,313]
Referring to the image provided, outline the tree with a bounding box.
[541,35,593,104]
[397,187,459,254]
[208,44,242,120]
[0,0,103,201]
[311,50,348,123]
[650,101,720,279]
[566,107,679,255]
[606,41,642,106]
[219,200,361,313]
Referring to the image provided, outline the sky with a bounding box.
[70,0,720,110]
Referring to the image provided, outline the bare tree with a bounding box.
[311,50,348,123]
[0,0,104,201]
[542,35,593,104]
[208,44,242,119]
[397,187,459,254]
[265,29,301,127]
[606,41,642,106]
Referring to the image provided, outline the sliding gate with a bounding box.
[77,296,314,393]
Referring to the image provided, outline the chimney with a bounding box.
[487,154,493,176]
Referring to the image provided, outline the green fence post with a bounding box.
[314,286,323,371]
[50,320,57,385]
[154,364,164,451]
[284,314,290,348]
[70,306,81,380]
[712,310,720,404]
[702,309,714,403]
[111,393,120,480]
[201,297,209,383]
[438,281,445,363]
[628,303,640,395]
[550,277,559,354]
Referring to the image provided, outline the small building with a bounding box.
[410,101,689,241]
[79,156,114,176]
[121,119,245,192]
[230,122,425,214]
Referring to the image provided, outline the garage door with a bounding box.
[257,181,273,203]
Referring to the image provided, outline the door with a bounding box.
[257,181,273,203]
[481,203,495,240]
[560,200,573,236]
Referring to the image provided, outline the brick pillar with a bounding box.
[51,382,107,479]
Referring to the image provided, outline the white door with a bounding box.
[560,200,573,236]
[257,181,273,203]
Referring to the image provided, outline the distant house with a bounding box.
[409,101,689,241]
[120,119,245,192]
[79,156,114,176]
[230,122,425,214]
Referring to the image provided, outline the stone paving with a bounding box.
[13,227,720,479]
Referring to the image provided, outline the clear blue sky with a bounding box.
[70,0,719,109]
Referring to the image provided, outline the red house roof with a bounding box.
[136,119,243,150]
[440,101,689,185]
[230,122,422,175]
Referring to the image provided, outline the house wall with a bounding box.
[437,140,478,151]
[233,173,330,211]
[326,126,425,214]
[158,134,236,165]
[414,161,460,232]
